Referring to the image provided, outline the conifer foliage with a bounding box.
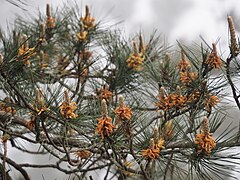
[1,3,240,180]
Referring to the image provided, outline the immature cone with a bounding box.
[46,4,56,29]
[227,16,239,57]
[0,53,3,65]
[212,43,217,56]
[153,127,159,144]
[163,120,174,139]
[139,33,145,53]
[165,52,170,62]
[22,34,28,49]
[36,88,45,107]
[64,90,70,103]
[159,87,166,98]
[119,95,124,108]
[39,50,50,68]
[133,41,138,55]
[176,85,181,95]
[149,138,155,149]
[39,23,45,39]
[13,30,20,45]
[101,99,108,116]
[46,4,51,17]
[85,5,90,17]
[202,117,209,135]
[181,50,186,61]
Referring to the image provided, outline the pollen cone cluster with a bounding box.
[206,43,222,69]
[17,34,36,66]
[96,100,116,139]
[195,117,216,155]
[141,128,165,160]
[114,95,132,124]
[59,91,78,119]
[97,85,113,103]
[127,34,145,71]
[178,51,198,84]
[77,5,96,42]
[155,86,187,111]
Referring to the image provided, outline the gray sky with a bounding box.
[1,0,240,44]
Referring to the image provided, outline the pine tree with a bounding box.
[0,3,240,180]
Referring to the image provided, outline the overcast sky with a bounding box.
[1,0,240,44]
[1,0,240,179]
